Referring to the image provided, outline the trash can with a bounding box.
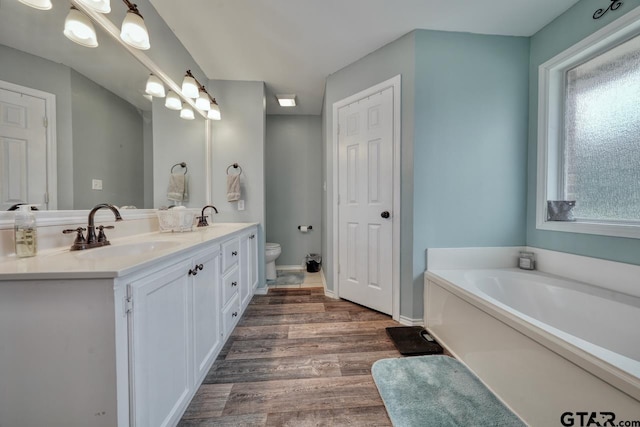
[305,253,322,273]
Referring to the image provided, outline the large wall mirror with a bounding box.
[0,0,208,213]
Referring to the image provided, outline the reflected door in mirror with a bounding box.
[0,84,49,210]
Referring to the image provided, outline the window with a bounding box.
[537,9,640,239]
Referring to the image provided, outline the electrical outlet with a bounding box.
[92,179,103,190]
[237,200,245,211]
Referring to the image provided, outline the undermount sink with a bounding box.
[74,240,181,260]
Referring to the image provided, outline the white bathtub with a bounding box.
[425,267,640,425]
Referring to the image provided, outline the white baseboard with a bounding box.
[254,286,269,295]
[399,316,424,326]
[324,288,338,299]
[276,264,304,271]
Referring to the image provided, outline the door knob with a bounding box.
[381,211,390,219]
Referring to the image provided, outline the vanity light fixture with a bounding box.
[145,74,165,98]
[208,100,221,120]
[120,0,150,50]
[76,0,111,13]
[63,7,99,48]
[165,90,182,110]
[196,89,211,111]
[181,70,199,99]
[180,104,195,120]
[276,94,296,107]
[17,0,52,10]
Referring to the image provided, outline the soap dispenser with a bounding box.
[15,204,38,258]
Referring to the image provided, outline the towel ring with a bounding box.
[226,163,242,175]
[171,162,188,174]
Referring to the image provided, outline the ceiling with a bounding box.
[150,0,580,115]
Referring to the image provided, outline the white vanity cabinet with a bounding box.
[240,229,259,309]
[128,245,222,427]
[0,223,259,427]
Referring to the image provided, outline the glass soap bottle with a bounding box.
[15,205,37,258]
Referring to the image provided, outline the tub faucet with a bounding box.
[197,205,218,227]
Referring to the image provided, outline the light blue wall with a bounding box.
[527,0,640,265]
[413,30,530,316]
[323,32,415,313]
[208,80,267,288]
[70,70,144,210]
[266,115,322,266]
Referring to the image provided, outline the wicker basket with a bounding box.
[156,208,198,232]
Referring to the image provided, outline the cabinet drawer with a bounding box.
[222,266,239,307]
[222,292,241,338]
[221,238,240,272]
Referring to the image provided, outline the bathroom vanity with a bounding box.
[0,223,259,427]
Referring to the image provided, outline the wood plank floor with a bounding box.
[178,287,401,426]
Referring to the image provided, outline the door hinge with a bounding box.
[43,191,49,204]
[124,296,133,314]
[43,116,48,128]
[337,194,340,205]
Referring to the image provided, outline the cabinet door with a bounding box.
[248,229,259,291]
[191,247,222,384]
[130,260,192,427]
[239,233,251,309]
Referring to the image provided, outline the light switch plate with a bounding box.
[238,200,245,211]
[92,179,103,190]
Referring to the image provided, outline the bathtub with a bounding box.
[425,267,640,425]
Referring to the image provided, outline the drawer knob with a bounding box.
[231,281,238,287]
[249,234,255,239]
[232,251,238,256]
[197,264,204,271]
[232,311,238,317]
[188,268,198,276]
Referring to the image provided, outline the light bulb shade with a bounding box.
[120,10,150,50]
[76,0,110,13]
[165,91,182,110]
[18,0,52,10]
[181,76,199,99]
[180,105,195,120]
[145,75,165,98]
[195,91,211,111]
[208,103,221,120]
[64,8,98,48]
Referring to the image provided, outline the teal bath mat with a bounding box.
[372,355,524,427]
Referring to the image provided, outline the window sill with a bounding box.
[535,218,640,239]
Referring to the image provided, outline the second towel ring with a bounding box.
[226,163,242,175]
[171,162,188,174]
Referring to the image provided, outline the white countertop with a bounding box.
[0,223,257,280]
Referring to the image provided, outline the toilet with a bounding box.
[265,242,282,281]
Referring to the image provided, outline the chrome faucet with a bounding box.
[63,203,123,251]
[197,205,218,227]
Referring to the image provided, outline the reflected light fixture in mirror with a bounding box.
[145,74,165,97]
[182,71,199,99]
[196,89,211,111]
[165,91,182,110]
[208,100,221,120]
[164,90,182,111]
[64,7,99,48]
[180,104,195,120]
[120,0,150,50]
[76,0,111,14]
[17,0,52,10]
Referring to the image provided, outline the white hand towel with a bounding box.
[167,173,188,202]
[227,174,241,202]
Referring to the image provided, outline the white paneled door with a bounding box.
[0,86,48,210]
[338,86,394,314]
